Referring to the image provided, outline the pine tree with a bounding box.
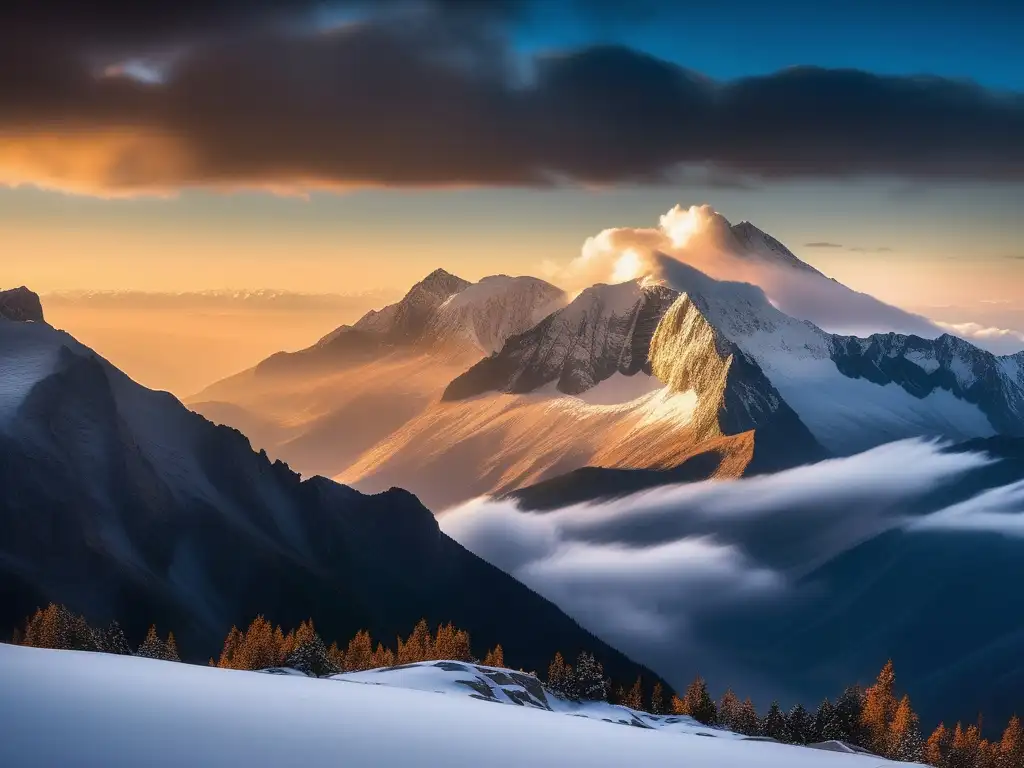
[861,660,898,756]
[998,715,1024,768]
[682,675,717,726]
[887,695,924,763]
[718,689,740,731]
[650,682,665,716]
[621,677,644,711]
[482,645,505,668]
[572,652,607,702]
[787,703,812,745]
[824,685,866,746]
[926,723,952,768]
[100,621,132,656]
[68,613,100,652]
[733,698,760,736]
[285,632,339,677]
[344,630,374,671]
[760,701,790,742]
[948,722,982,768]
[136,625,166,660]
[812,698,834,743]
[546,652,570,697]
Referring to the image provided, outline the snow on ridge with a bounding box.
[0,645,916,767]
[427,275,567,355]
[333,660,740,738]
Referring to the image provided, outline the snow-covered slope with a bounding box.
[0,646,915,767]
[334,660,742,736]
[445,257,1023,458]
[729,221,827,277]
[308,269,565,362]
[424,275,566,355]
[657,259,1019,454]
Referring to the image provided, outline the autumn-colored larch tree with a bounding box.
[621,676,644,711]
[217,626,244,668]
[681,675,718,725]
[926,722,952,767]
[861,660,897,756]
[165,632,180,663]
[887,694,924,763]
[370,642,395,668]
[136,625,166,660]
[397,619,433,664]
[671,693,687,716]
[327,641,345,671]
[998,715,1024,768]
[344,630,374,672]
[482,644,505,668]
[229,616,283,670]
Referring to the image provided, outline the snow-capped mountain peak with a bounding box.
[426,275,567,355]
[444,257,1024,456]
[443,279,677,399]
[729,221,825,276]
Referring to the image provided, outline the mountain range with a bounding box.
[4,209,1023,737]
[191,217,1023,510]
[0,297,661,687]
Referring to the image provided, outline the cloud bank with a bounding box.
[2,2,1024,195]
[439,438,1022,689]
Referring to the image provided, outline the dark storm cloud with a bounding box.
[1,3,1023,194]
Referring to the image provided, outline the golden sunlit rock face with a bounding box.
[337,293,765,510]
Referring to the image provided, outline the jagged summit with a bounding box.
[252,270,564,376]
[443,280,675,400]
[0,287,44,324]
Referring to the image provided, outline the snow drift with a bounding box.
[0,645,915,767]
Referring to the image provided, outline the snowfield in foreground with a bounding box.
[0,645,916,767]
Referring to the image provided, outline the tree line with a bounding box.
[11,604,1024,767]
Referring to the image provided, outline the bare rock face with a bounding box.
[0,287,44,323]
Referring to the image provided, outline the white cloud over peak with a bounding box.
[554,204,942,338]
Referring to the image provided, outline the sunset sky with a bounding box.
[3,0,1023,391]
